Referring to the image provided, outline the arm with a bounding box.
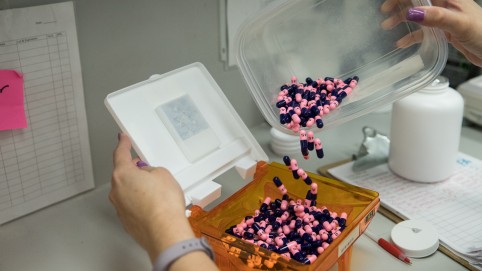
[109,133,219,271]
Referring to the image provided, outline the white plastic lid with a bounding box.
[391,220,439,258]
[105,63,268,208]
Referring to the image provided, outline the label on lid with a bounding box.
[105,62,268,207]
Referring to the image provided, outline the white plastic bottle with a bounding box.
[388,76,464,183]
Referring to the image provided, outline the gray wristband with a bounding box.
[152,237,214,271]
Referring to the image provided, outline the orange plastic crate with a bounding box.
[189,161,379,271]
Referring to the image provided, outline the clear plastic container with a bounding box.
[236,0,448,134]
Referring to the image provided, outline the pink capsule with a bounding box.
[291,159,300,179]
[304,225,313,234]
[295,93,302,102]
[291,76,297,84]
[317,246,324,254]
[306,118,314,127]
[299,130,307,141]
[349,80,357,88]
[278,212,288,223]
[297,168,306,179]
[275,237,285,246]
[311,183,318,194]
[294,106,301,115]
[340,212,348,219]
[314,138,324,159]
[307,254,317,264]
[281,200,288,211]
[283,225,291,235]
[307,131,315,150]
[323,105,330,114]
[291,114,301,124]
[322,242,330,249]
[323,221,333,231]
[329,101,339,110]
[292,123,300,133]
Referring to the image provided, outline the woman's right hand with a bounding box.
[381,0,482,67]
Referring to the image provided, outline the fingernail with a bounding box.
[117,132,121,141]
[406,7,425,22]
[136,160,148,167]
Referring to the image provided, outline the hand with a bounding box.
[381,0,482,67]
[109,133,195,262]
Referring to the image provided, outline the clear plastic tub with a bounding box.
[236,0,448,134]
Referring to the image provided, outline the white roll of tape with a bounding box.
[391,220,439,258]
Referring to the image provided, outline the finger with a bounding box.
[380,0,412,13]
[381,9,405,30]
[395,29,424,48]
[136,160,149,168]
[113,132,133,166]
[406,6,469,36]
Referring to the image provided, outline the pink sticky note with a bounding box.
[0,70,28,131]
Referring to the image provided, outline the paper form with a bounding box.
[0,2,94,224]
[328,152,482,268]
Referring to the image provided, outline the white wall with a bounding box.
[1,0,265,186]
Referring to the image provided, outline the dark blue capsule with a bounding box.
[300,242,312,250]
[283,156,291,166]
[280,84,289,90]
[267,244,277,251]
[315,118,324,129]
[280,114,286,124]
[343,78,352,84]
[316,147,324,159]
[320,92,327,100]
[311,81,318,88]
[308,140,314,151]
[303,176,312,185]
[324,77,334,82]
[243,231,254,239]
[302,233,313,243]
[276,100,286,108]
[319,83,327,90]
[273,176,283,187]
[353,75,359,81]
[295,219,303,229]
[305,77,313,85]
[310,105,320,116]
[260,203,269,213]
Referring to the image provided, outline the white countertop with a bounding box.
[1,111,479,271]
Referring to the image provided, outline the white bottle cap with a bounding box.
[391,220,439,258]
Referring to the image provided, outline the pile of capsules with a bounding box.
[276,75,359,159]
[225,155,347,265]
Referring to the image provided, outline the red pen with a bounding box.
[364,230,412,265]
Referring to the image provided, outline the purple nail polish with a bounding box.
[136,160,148,167]
[406,8,425,22]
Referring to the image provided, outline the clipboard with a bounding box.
[317,159,478,271]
